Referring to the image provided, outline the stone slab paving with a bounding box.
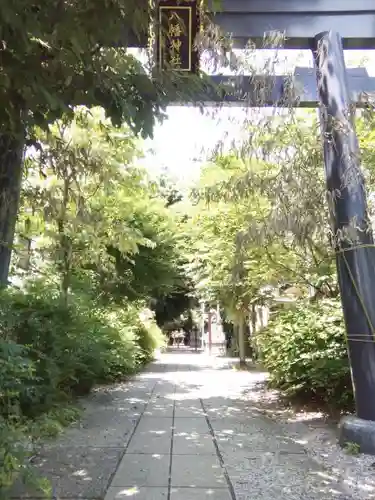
[104,351,354,500]
[11,350,355,499]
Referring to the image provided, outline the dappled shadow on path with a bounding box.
[10,352,360,500]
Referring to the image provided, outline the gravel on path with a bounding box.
[9,350,374,500]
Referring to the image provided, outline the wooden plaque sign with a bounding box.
[157,0,199,73]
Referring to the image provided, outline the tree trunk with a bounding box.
[238,314,246,367]
[58,176,71,307]
[251,303,257,359]
[0,132,25,287]
[251,303,256,333]
[59,232,71,308]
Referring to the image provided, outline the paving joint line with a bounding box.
[104,380,158,492]
[200,398,237,500]
[12,498,99,500]
[167,382,177,500]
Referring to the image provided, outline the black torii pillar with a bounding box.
[312,31,375,454]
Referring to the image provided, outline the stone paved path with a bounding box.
[12,349,354,499]
[103,350,352,500]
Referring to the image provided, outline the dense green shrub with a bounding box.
[0,285,165,496]
[0,288,164,416]
[134,309,166,362]
[95,305,166,379]
[0,417,31,495]
[254,299,353,409]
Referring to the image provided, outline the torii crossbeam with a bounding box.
[168,68,375,106]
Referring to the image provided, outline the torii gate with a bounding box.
[130,0,375,453]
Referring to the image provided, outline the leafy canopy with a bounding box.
[0,0,209,138]
[18,107,185,308]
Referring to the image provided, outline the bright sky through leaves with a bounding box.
[134,48,375,188]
